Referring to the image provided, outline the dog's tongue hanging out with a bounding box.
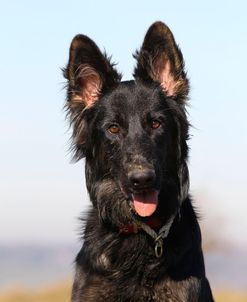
[133,191,158,217]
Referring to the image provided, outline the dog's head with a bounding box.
[64,22,190,223]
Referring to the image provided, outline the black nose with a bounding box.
[128,169,156,189]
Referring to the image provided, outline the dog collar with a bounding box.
[118,214,176,258]
[118,217,162,234]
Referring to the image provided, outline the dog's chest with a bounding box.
[75,273,201,301]
[151,276,201,302]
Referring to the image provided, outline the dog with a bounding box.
[64,21,214,301]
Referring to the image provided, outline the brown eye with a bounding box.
[108,125,120,134]
[151,120,161,129]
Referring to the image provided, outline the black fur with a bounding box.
[64,21,214,301]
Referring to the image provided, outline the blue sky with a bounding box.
[0,0,246,246]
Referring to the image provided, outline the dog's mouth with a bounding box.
[131,190,159,217]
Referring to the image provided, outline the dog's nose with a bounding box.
[128,169,156,189]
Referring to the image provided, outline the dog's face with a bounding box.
[64,22,190,223]
[88,81,187,218]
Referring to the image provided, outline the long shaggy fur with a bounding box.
[64,21,214,301]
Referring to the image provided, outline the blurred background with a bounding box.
[0,0,246,301]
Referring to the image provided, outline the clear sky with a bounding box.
[0,0,246,246]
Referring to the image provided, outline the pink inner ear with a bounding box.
[79,65,102,107]
[153,57,176,97]
[159,61,176,96]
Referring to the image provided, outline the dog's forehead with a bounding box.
[103,80,164,112]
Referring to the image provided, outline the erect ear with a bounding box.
[64,34,121,108]
[63,35,121,161]
[134,21,189,104]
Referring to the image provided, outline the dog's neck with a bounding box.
[118,213,177,258]
[118,216,163,234]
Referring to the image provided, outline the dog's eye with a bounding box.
[151,120,161,130]
[108,124,120,134]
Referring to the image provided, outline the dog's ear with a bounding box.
[134,21,189,104]
[64,34,121,108]
[64,35,121,160]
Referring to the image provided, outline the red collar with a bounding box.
[118,217,162,234]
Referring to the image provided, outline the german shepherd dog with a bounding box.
[64,21,214,301]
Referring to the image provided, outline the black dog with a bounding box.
[64,21,214,301]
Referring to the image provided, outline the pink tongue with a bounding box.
[133,191,158,217]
